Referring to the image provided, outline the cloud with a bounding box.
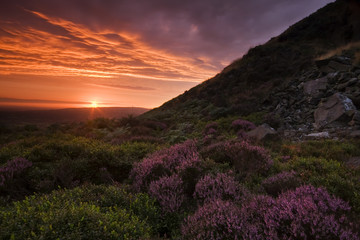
[87,83,155,91]
[0,0,334,108]
[0,97,88,105]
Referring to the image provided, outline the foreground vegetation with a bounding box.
[0,117,360,239]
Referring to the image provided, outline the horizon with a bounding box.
[1,0,333,110]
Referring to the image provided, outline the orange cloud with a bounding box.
[0,10,219,83]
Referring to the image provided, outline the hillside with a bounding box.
[144,0,360,132]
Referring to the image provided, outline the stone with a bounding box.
[350,130,360,138]
[247,124,278,141]
[303,77,328,97]
[315,56,352,73]
[305,132,330,139]
[314,93,357,129]
[328,60,352,72]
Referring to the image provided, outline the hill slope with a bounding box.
[144,0,360,129]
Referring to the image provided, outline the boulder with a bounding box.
[314,93,356,129]
[303,77,328,97]
[247,124,278,141]
[315,56,352,73]
[305,132,330,139]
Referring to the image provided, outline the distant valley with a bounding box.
[0,107,149,125]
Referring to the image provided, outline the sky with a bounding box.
[0,0,334,110]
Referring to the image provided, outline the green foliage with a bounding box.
[0,185,160,239]
[241,111,267,125]
[0,134,160,196]
[281,157,360,213]
[298,140,360,162]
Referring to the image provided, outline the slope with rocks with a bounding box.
[143,0,360,139]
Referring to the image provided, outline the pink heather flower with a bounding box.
[262,170,300,196]
[0,157,32,186]
[194,172,248,204]
[130,140,200,192]
[225,141,273,174]
[264,185,359,239]
[182,199,243,240]
[149,174,185,213]
[231,119,256,131]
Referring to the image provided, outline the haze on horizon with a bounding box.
[0,0,333,110]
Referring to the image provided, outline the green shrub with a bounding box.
[298,140,360,162]
[0,185,160,239]
[282,157,360,213]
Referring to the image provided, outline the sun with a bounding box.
[90,101,98,108]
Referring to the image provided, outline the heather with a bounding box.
[1,117,360,239]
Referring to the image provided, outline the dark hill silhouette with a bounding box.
[144,0,360,123]
[0,107,148,125]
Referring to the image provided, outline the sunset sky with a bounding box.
[0,0,333,110]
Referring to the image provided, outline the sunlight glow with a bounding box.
[90,101,98,108]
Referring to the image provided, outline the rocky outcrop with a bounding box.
[262,52,360,139]
[314,93,356,129]
[247,124,278,141]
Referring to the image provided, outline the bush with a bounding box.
[231,119,256,131]
[225,141,273,174]
[283,157,360,213]
[265,185,359,239]
[0,185,160,239]
[200,141,230,163]
[149,174,185,213]
[262,170,300,196]
[194,172,248,204]
[181,199,242,240]
[0,157,32,186]
[131,140,200,192]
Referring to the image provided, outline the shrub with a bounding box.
[131,140,200,192]
[181,199,242,240]
[265,185,359,239]
[0,185,160,239]
[231,119,256,131]
[262,170,300,196]
[149,174,185,213]
[203,122,218,135]
[239,195,276,239]
[200,141,230,163]
[225,141,273,174]
[194,172,248,204]
[0,157,32,186]
[283,157,360,213]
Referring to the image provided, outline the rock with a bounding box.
[247,124,278,141]
[314,93,357,129]
[350,130,360,138]
[305,132,330,139]
[303,77,328,97]
[315,56,352,73]
[328,60,352,72]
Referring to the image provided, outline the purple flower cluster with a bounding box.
[202,122,219,144]
[0,157,32,186]
[131,140,200,192]
[149,174,185,213]
[194,172,247,203]
[182,199,242,240]
[182,185,359,240]
[231,119,256,131]
[265,185,358,239]
[262,170,300,196]
[131,140,201,213]
[225,141,273,174]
